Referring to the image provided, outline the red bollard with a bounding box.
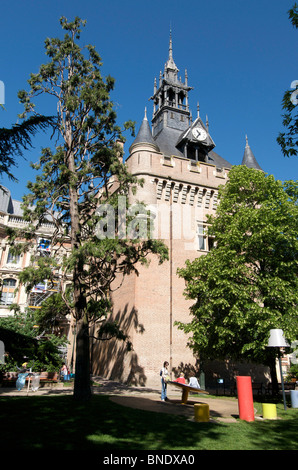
[236,376,255,422]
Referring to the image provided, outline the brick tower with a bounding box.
[92,35,260,387]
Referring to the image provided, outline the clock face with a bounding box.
[192,127,207,141]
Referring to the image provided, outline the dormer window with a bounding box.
[181,142,206,162]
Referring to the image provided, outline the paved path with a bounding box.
[92,378,240,422]
[0,377,241,422]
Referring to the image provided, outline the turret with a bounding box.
[241,136,263,171]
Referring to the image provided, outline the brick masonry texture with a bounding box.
[92,146,230,388]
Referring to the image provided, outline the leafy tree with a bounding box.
[12,17,168,401]
[32,292,71,334]
[0,111,54,182]
[176,166,298,391]
[0,309,66,372]
[277,3,298,157]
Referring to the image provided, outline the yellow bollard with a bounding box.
[262,403,277,420]
[194,403,209,422]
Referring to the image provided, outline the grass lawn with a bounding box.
[0,393,297,451]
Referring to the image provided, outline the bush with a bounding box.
[286,364,298,381]
[0,311,67,373]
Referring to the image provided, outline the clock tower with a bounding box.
[150,31,192,136]
[150,32,216,164]
[92,33,263,388]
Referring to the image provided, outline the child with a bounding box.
[189,376,200,389]
[174,372,186,384]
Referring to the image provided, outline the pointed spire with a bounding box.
[165,29,179,74]
[169,28,173,61]
[241,135,263,171]
[130,108,159,152]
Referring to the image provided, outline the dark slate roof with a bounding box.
[154,126,232,169]
[0,187,14,214]
[206,150,232,169]
[0,187,29,216]
[130,109,160,151]
[130,110,233,170]
[0,186,53,221]
[154,126,184,158]
[242,136,263,171]
[10,199,24,216]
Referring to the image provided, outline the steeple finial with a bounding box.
[165,29,178,74]
[169,28,173,61]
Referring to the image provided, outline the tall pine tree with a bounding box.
[13,17,167,401]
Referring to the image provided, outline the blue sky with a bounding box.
[0,0,297,201]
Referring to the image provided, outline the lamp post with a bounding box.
[267,329,289,411]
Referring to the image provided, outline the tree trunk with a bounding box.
[66,132,91,400]
[73,315,91,401]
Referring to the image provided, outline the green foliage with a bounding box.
[0,110,54,181]
[12,16,167,326]
[176,166,298,366]
[18,256,59,294]
[286,364,298,380]
[0,310,66,371]
[277,4,298,157]
[33,292,71,330]
[10,16,168,398]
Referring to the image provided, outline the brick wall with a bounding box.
[92,145,230,387]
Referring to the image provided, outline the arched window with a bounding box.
[178,91,185,109]
[0,278,16,305]
[167,88,175,106]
